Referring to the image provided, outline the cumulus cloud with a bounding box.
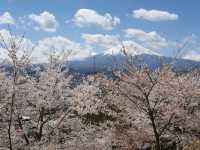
[0,29,34,50]
[82,33,119,48]
[82,33,158,55]
[73,9,120,30]
[124,28,174,50]
[0,29,91,63]
[0,12,15,25]
[0,29,35,62]
[183,51,200,61]
[0,29,10,60]
[29,11,58,32]
[179,35,200,61]
[133,8,178,22]
[34,36,91,62]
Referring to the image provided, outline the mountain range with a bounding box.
[1,54,200,75]
[68,54,200,74]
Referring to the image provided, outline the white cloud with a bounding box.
[133,8,178,22]
[1,30,162,64]
[29,11,58,32]
[82,33,158,55]
[34,36,91,62]
[0,29,10,60]
[179,35,200,61]
[73,9,120,30]
[0,29,11,39]
[0,29,35,62]
[82,33,119,48]
[0,29,91,63]
[183,51,200,61]
[124,28,173,50]
[0,12,15,25]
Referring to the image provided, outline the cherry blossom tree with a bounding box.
[0,27,34,149]
[114,54,200,150]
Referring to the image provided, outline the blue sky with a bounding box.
[0,0,200,62]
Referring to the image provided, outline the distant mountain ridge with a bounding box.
[68,54,200,74]
[1,54,200,75]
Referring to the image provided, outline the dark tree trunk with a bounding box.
[8,92,15,150]
[17,116,30,145]
[149,111,161,150]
